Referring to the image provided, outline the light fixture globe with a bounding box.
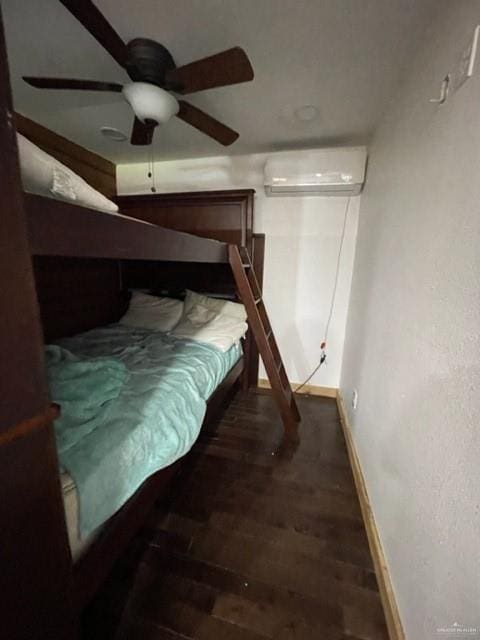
[122,82,179,125]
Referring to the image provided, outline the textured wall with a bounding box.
[340,2,480,637]
[117,151,360,388]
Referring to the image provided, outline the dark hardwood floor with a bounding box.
[82,390,388,640]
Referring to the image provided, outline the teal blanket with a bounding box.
[45,346,129,454]
[47,325,241,536]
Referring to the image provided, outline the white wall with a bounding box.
[341,2,480,638]
[117,152,360,389]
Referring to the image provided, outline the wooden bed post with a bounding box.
[0,8,76,639]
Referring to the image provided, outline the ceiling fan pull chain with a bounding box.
[150,144,156,193]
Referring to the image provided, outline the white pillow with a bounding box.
[17,133,119,214]
[184,290,246,321]
[119,291,184,332]
[172,303,248,352]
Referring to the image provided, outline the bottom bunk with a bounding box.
[50,324,243,561]
[32,256,250,612]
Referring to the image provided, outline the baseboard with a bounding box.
[336,392,405,640]
[258,378,338,398]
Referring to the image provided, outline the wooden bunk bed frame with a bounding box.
[25,193,248,616]
[26,193,230,263]
[8,201,250,627]
[8,121,267,640]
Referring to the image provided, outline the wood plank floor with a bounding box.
[82,390,388,640]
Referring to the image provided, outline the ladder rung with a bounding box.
[266,329,272,339]
[242,263,251,268]
[276,361,283,373]
[255,297,262,305]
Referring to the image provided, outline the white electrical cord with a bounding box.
[295,196,351,394]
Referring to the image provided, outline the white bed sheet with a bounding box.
[61,472,101,561]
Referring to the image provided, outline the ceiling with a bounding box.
[3,0,439,164]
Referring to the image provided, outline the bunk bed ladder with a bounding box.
[229,245,301,435]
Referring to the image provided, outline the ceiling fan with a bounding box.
[23,0,254,146]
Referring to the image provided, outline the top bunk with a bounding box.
[25,193,229,263]
[16,114,229,264]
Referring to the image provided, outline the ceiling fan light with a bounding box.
[122,82,179,125]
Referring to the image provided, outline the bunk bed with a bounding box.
[16,140,258,609]
[24,191,248,612]
[6,100,260,631]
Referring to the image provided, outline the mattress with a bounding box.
[61,471,100,560]
[47,325,242,559]
[17,132,119,214]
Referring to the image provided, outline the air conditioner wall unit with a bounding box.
[264,147,367,197]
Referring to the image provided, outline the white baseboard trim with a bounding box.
[258,378,337,398]
[336,392,405,640]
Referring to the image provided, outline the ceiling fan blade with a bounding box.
[176,100,239,146]
[59,0,129,72]
[130,117,157,145]
[166,47,254,95]
[23,77,123,92]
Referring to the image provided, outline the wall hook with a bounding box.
[430,74,450,105]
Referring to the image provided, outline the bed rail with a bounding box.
[25,194,229,263]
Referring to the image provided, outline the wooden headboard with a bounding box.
[116,190,254,251]
[15,113,116,198]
